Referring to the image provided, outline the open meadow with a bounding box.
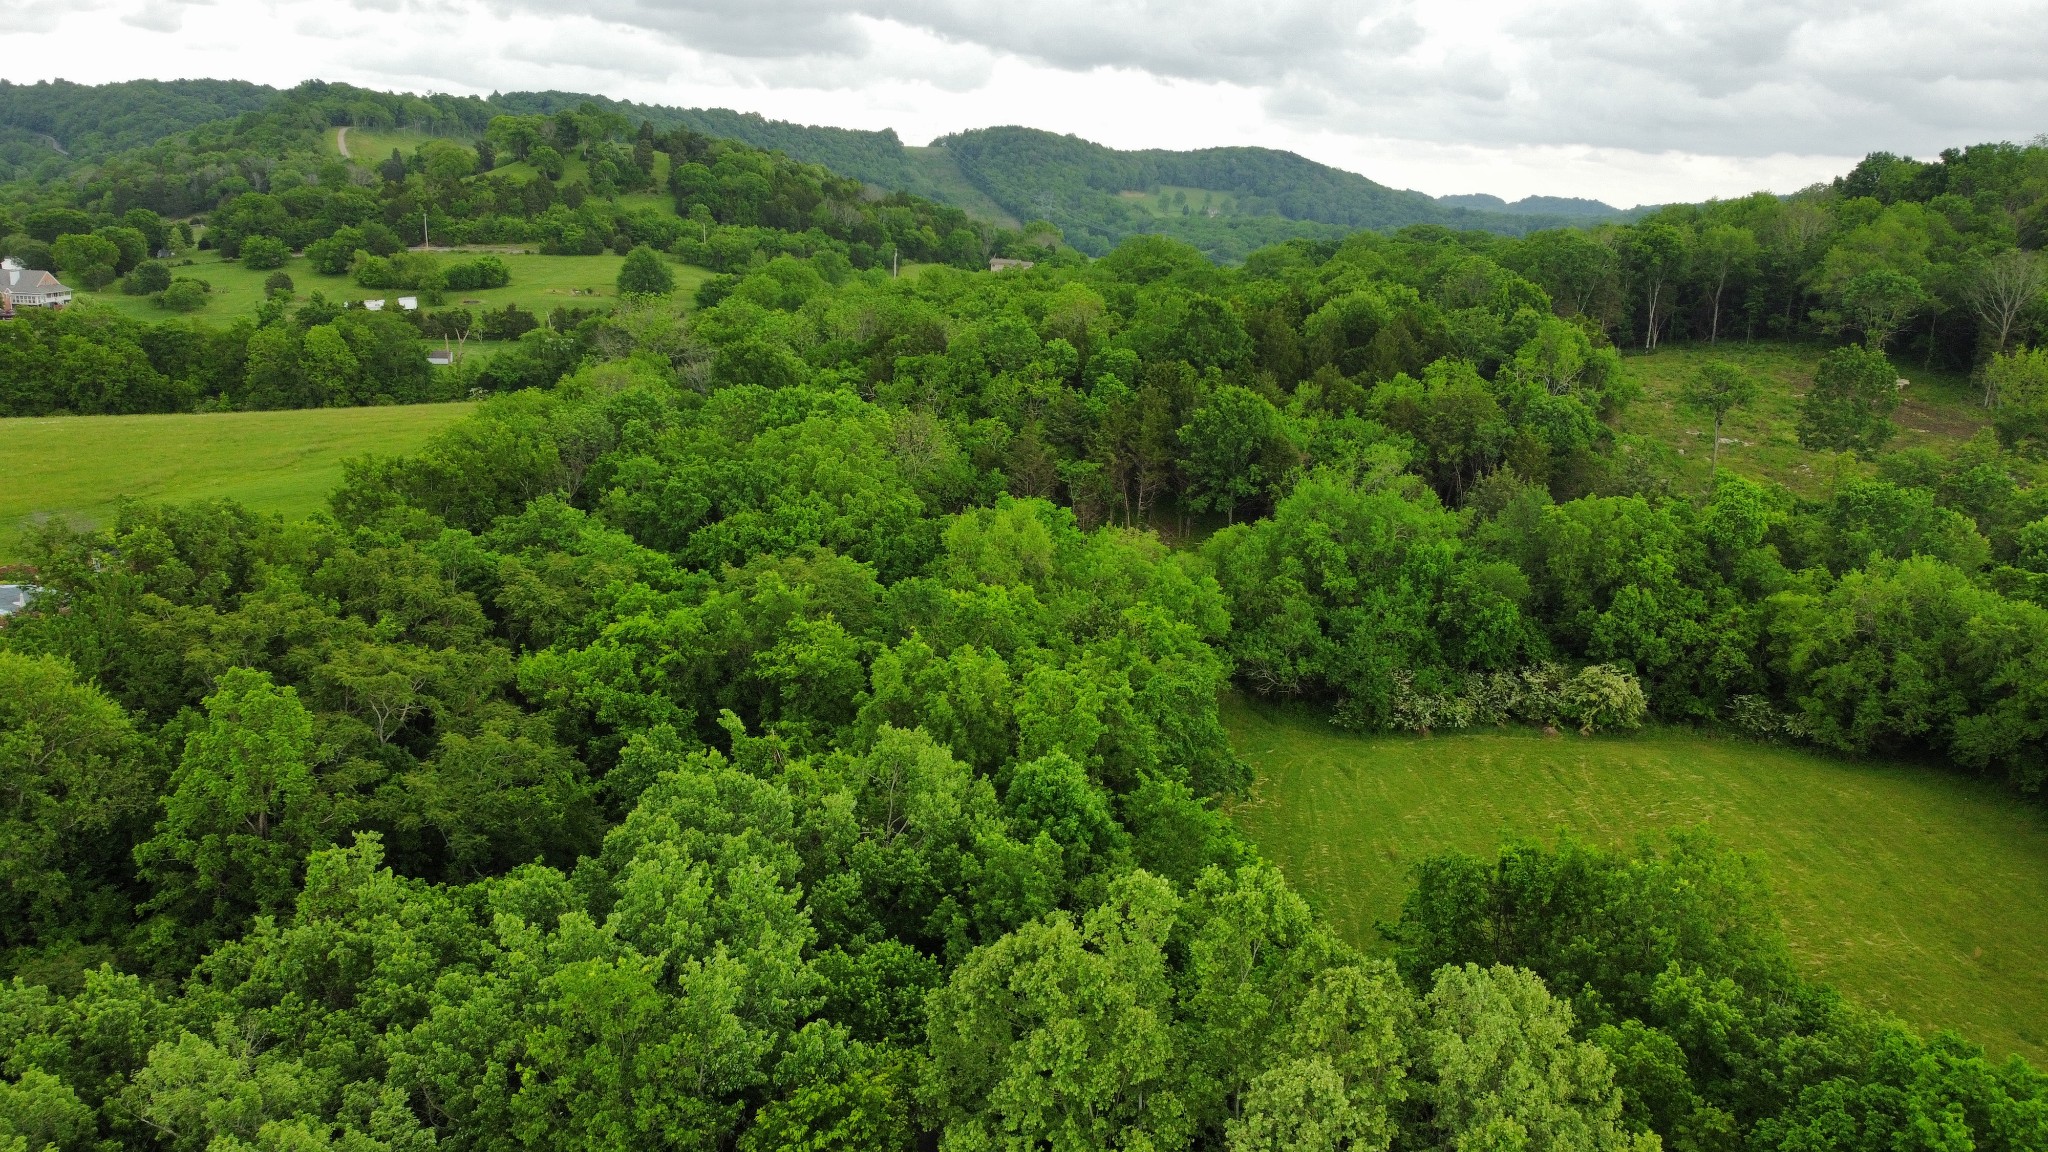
[1616,340,1990,497]
[1222,694,2048,1065]
[72,249,716,325]
[0,403,473,561]
[71,250,713,325]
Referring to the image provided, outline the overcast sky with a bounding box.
[5,0,2045,205]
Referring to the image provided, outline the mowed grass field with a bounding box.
[1617,341,1990,497]
[74,251,715,326]
[1222,695,2048,1065]
[0,403,473,561]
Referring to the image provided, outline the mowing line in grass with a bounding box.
[1222,693,2048,1064]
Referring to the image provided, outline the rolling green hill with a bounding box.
[4,79,1635,263]
[0,78,277,180]
[0,402,474,559]
[1223,697,2048,1066]
[486,93,1637,258]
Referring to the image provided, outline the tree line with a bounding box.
[2,123,2047,1151]
[3,297,2042,1151]
[0,82,1035,289]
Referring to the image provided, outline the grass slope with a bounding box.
[0,403,473,561]
[74,252,713,325]
[1618,341,1990,497]
[1223,695,2048,1064]
[902,147,1021,228]
[328,126,467,163]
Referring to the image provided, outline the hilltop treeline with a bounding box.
[4,85,2048,1152]
[931,127,1632,258]
[0,268,597,416]
[1525,142,2048,368]
[7,213,2048,782]
[0,81,1024,283]
[5,223,2047,1152]
[0,78,276,182]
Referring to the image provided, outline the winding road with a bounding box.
[336,126,353,159]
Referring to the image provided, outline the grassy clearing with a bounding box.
[1222,694,2048,1064]
[1617,341,1990,497]
[330,127,468,163]
[1119,185,1247,219]
[76,253,321,323]
[0,403,473,561]
[72,252,715,325]
[904,147,1022,228]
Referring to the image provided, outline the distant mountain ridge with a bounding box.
[487,94,1639,259]
[0,78,278,181]
[2,79,1642,260]
[1437,192,1638,217]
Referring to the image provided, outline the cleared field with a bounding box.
[904,147,1023,228]
[330,126,468,163]
[1617,341,1989,497]
[74,252,714,325]
[0,403,473,561]
[1223,694,2048,1065]
[1120,185,1248,219]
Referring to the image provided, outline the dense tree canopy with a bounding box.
[3,93,2048,1152]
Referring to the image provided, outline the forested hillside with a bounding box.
[0,79,277,182]
[492,90,925,192]
[1,79,1641,264]
[931,127,1640,258]
[444,91,1642,256]
[4,76,2048,1152]
[0,80,1039,422]
[7,199,2048,1150]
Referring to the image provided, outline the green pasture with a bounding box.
[1617,341,1990,497]
[1120,185,1247,219]
[0,403,473,561]
[72,251,714,324]
[1223,695,2048,1064]
[330,126,467,164]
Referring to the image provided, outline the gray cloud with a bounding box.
[122,0,199,30]
[365,0,2048,158]
[471,0,872,57]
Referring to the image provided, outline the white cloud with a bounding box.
[121,0,196,31]
[4,0,2042,206]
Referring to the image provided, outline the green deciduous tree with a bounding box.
[1987,345,2048,453]
[49,233,119,289]
[1677,360,1760,489]
[1695,224,1758,343]
[237,235,289,271]
[618,245,677,297]
[1841,268,1928,351]
[0,652,149,951]
[922,871,1190,1152]
[135,668,327,951]
[1627,222,1688,351]
[1797,345,1900,456]
[1180,384,1296,523]
[1414,964,1652,1152]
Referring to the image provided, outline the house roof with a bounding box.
[2,267,69,293]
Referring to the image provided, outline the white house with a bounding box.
[0,260,72,308]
